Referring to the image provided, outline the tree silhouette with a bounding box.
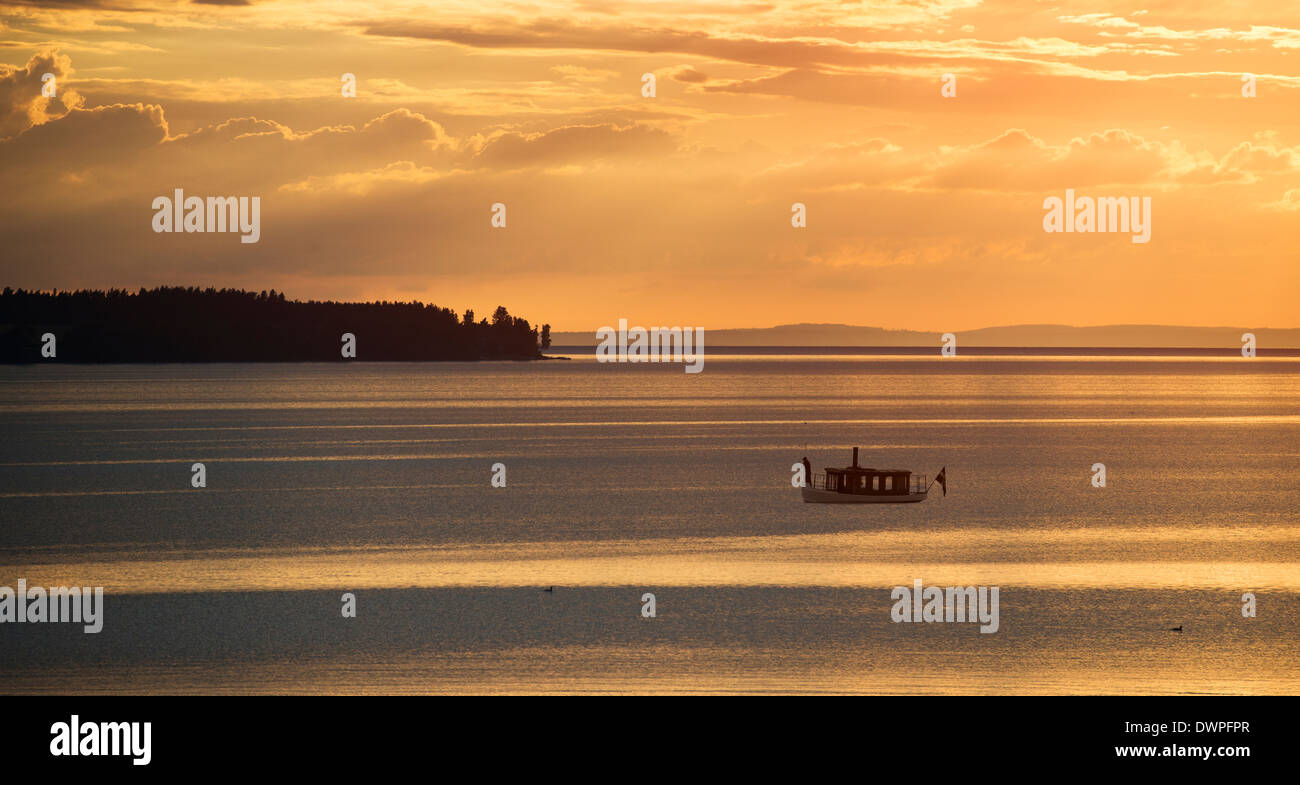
[0,287,549,363]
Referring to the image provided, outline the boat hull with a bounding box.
[800,487,927,504]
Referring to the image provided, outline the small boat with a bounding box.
[799,448,944,504]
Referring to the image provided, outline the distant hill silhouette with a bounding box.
[0,287,552,362]
[550,322,1300,348]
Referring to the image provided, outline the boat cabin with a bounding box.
[816,447,919,496]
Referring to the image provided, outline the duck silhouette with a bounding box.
[1169,625,1183,632]
[543,586,555,593]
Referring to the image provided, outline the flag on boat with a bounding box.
[935,467,946,496]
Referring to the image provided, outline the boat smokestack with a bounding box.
[852,447,859,468]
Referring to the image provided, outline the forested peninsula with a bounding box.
[0,287,552,363]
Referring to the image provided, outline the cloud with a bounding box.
[1266,188,1300,210]
[0,29,1297,331]
[1058,14,1141,31]
[1182,140,1300,185]
[0,102,166,171]
[470,123,676,168]
[279,160,448,196]
[355,19,933,72]
[920,128,1299,190]
[0,49,83,139]
[550,65,619,84]
[671,66,709,83]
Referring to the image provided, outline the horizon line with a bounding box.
[551,322,1300,333]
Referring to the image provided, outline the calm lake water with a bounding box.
[1,356,1297,694]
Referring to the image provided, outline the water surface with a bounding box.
[1,356,1296,693]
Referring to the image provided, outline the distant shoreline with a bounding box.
[550,323,1300,349]
[552,345,1300,357]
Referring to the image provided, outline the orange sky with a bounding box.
[1,0,1297,330]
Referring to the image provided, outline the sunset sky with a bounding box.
[1,0,1297,331]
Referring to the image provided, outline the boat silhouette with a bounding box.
[800,448,944,504]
